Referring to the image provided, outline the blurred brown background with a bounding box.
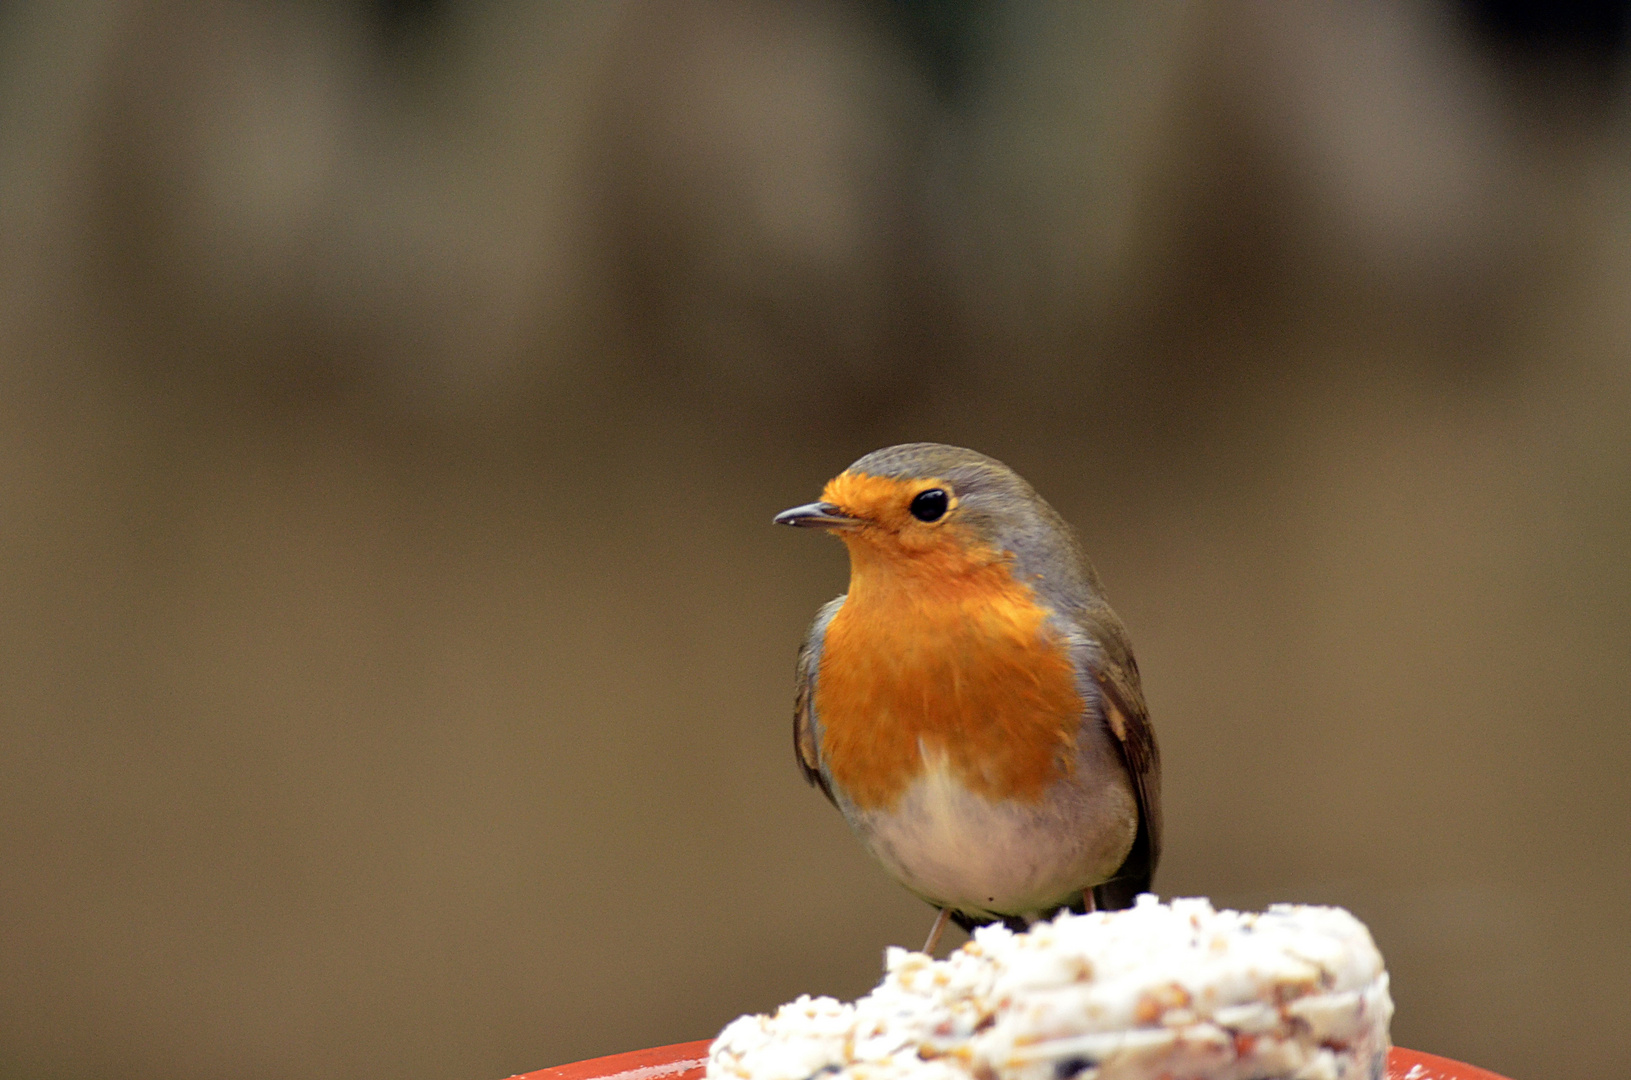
[2,2,1629,1078]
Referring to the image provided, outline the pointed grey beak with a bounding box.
[773,501,860,528]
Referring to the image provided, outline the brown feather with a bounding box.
[794,597,842,808]
[1085,611,1161,911]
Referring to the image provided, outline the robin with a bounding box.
[775,443,1160,954]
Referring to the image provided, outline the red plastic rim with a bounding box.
[512,1039,1513,1080]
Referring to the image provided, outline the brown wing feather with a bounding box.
[1073,604,1162,911]
[794,597,844,808]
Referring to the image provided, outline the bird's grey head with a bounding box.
[843,442,1103,600]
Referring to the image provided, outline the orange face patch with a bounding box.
[822,471,954,531]
[812,472,1082,810]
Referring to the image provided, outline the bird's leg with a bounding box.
[922,908,951,955]
[1082,888,1097,914]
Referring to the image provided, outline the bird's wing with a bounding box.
[1070,602,1162,910]
[794,596,845,808]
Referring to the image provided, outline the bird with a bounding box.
[774,443,1160,954]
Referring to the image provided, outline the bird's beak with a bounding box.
[773,501,860,529]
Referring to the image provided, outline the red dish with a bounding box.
[515,1039,1512,1080]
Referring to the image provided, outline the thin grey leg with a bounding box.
[922,907,951,955]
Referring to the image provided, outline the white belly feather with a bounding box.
[842,743,1137,917]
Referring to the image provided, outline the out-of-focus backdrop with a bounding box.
[3,2,1629,1078]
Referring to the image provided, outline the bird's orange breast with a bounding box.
[814,542,1083,812]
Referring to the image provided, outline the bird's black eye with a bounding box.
[909,488,950,522]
